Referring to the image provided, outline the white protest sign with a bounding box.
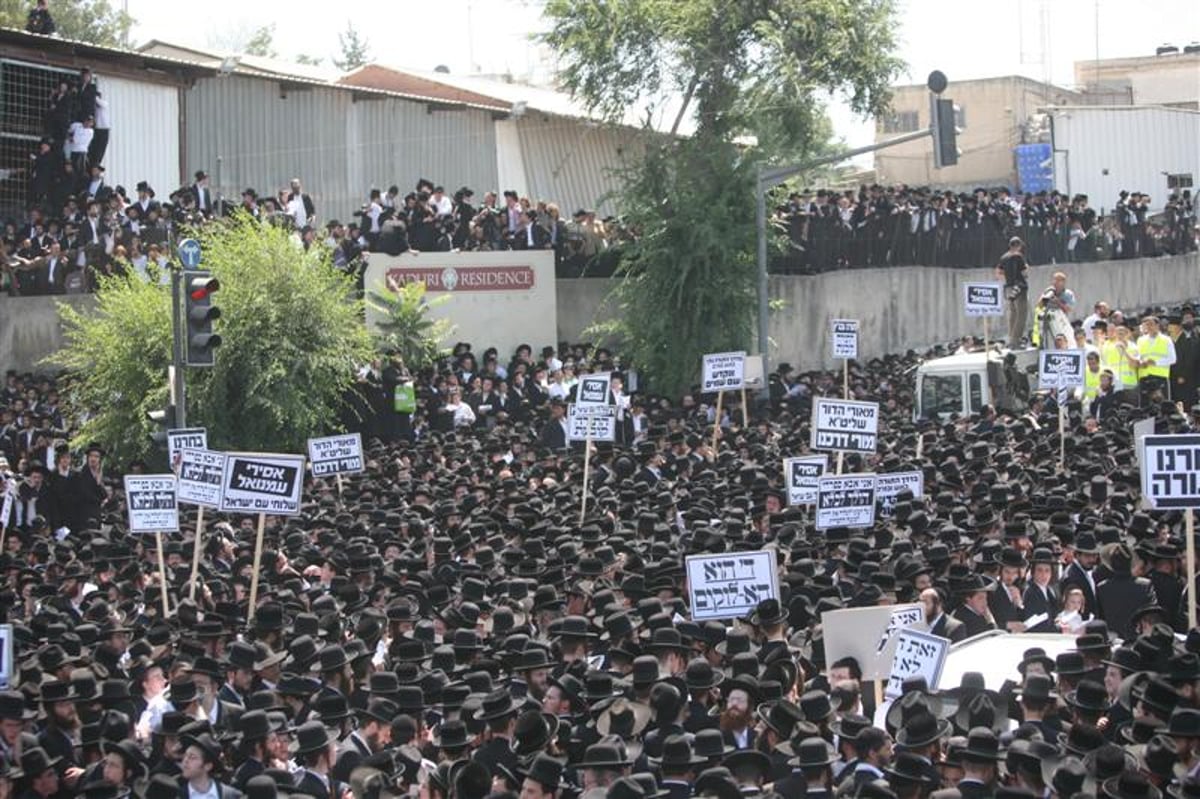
[567,404,617,442]
[875,471,925,517]
[1141,434,1200,509]
[0,483,13,531]
[963,282,1004,317]
[816,474,877,530]
[1039,350,1085,390]
[685,550,779,621]
[0,624,11,689]
[307,433,364,477]
[821,604,926,682]
[1133,418,1156,467]
[810,398,879,453]
[885,629,950,699]
[784,455,827,506]
[831,319,859,360]
[702,351,746,393]
[219,453,306,515]
[177,449,226,508]
[167,428,207,471]
[576,373,612,407]
[123,474,179,533]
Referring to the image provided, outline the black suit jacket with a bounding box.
[296,771,344,799]
[471,736,517,777]
[511,223,550,250]
[1097,574,1157,640]
[193,184,213,213]
[952,605,995,638]
[1021,584,1058,632]
[538,418,568,451]
[929,613,967,643]
[988,582,1022,627]
[1061,562,1097,617]
[35,257,69,295]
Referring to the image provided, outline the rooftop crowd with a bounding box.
[4,289,1200,799]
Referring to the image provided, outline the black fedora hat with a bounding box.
[522,753,565,792]
[472,689,518,722]
[1065,679,1111,713]
[959,727,1004,763]
[0,690,35,721]
[787,737,836,768]
[749,598,786,627]
[896,711,952,749]
[684,658,724,692]
[237,710,271,742]
[579,742,633,769]
[643,628,689,654]
[19,747,62,778]
[883,751,935,786]
[102,739,147,778]
[289,720,337,755]
[430,719,470,750]
[650,734,706,769]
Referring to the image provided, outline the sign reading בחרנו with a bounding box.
[219,453,305,515]
[831,319,859,360]
[576,373,612,407]
[1038,350,1085,389]
[167,428,207,471]
[784,455,827,505]
[702,351,746,392]
[123,474,179,533]
[685,550,779,621]
[176,449,226,508]
[885,629,950,699]
[567,404,617,442]
[816,474,877,530]
[810,397,879,453]
[307,433,364,477]
[1141,434,1200,509]
[963,282,1004,317]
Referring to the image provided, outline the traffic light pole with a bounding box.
[170,266,187,428]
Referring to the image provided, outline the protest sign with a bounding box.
[1141,435,1200,509]
[816,474,877,530]
[0,483,13,533]
[875,471,925,517]
[831,319,859,360]
[568,404,617,442]
[1038,350,1085,389]
[307,433,365,477]
[701,352,746,393]
[123,475,179,533]
[885,629,950,699]
[167,428,207,471]
[576,373,612,407]
[784,455,826,506]
[394,384,416,413]
[685,551,779,621]
[177,449,226,508]
[810,398,879,453]
[822,604,925,682]
[963,282,1004,317]
[219,453,306,515]
[0,624,11,689]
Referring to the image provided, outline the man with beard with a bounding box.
[514,649,553,703]
[231,711,272,790]
[333,698,395,782]
[35,681,84,789]
[719,681,757,751]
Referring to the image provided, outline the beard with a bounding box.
[719,707,753,734]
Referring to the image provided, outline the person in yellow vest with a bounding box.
[1102,321,1140,401]
[1082,351,1102,409]
[1136,315,1176,404]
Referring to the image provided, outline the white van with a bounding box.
[913,348,1041,421]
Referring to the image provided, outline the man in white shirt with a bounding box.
[89,92,110,166]
[431,186,453,217]
[66,116,93,174]
[1082,301,1109,343]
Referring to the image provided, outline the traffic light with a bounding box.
[931,97,959,168]
[147,404,177,448]
[184,271,221,366]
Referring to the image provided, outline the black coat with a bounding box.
[952,605,995,638]
[1096,574,1157,640]
[929,613,967,643]
[538,418,568,451]
[1060,562,1098,617]
[1021,584,1059,633]
[295,772,344,799]
[471,736,518,777]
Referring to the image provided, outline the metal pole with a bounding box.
[756,173,770,379]
[170,264,187,428]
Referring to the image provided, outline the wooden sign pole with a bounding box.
[916,433,924,460]
[712,390,724,452]
[836,452,845,475]
[1188,508,1197,630]
[247,512,267,621]
[155,532,170,619]
[843,360,850,399]
[983,315,990,357]
[580,432,593,523]
[740,388,749,428]
[335,473,344,510]
[188,506,205,601]
[1059,402,1066,471]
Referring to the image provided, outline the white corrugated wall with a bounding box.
[97,75,180,199]
[1051,106,1200,213]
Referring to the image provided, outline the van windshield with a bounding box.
[920,374,963,418]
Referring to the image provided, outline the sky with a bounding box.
[125,0,1200,162]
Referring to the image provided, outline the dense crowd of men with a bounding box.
[3,312,1200,799]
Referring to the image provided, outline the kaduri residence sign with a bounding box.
[387,265,536,292]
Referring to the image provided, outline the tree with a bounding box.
[367,278,455,371]
[333,22,370,72]
[0,0,133,47]
[244,24,277,58]
[295,54,324,67]
[542,0,903,395]
[50,216,374,464]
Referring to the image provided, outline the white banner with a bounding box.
[963,282,1004,317]
[702,351,746,393]
[1141,434,1200,509]
[307,433,364,477]
[784,455,827,506]
[576,373,612,407]
[822,604,926,682]
[0,624,11,689]
[885,629,950,699]
[219,453,306,515]
[124,474,179,533]
[1039,350,1085,389]
[685,551,779,621]
[177,449,226,508]
[810,398,880,453]
[875,471,925,517]
[831,319,859,360]
[567,405,617,442]
[816,474,878,530]
[167,428,207,472]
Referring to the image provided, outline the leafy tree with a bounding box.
[244,24,277,58]
[367,278,455,371]
[295,53,324,67]
[542,0,903,394]
[50,216,373,464]
[0,0,133,47]
[333,22,370,71]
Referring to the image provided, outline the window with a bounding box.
[1168,173,1194,190]
[954,105,967,129]
[919,374,963,419]
[969,373,983,413]
[881,110,919,133]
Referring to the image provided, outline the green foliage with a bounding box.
[49,216,373,465]
[295,54,324,67]
[543,0,904,395]
[244,24,277,58]
[366,279,455,372]
[333,22,370,72]
[0,0,133,46]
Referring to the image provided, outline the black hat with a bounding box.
[960,727,1004,762]
[579,742,633,769]
[896,711,951,748]
[0,690,35,721]
[522,753,565,792]
[180,733,223,765]
[685,659,724,691]
[237,710,271,742]
[19,747,61,778]
[1065,679,1111,713]
[102,739,147,778]
[357,698,399,726]
[650,734,706,769]
[883,751,936,786]
[787,737,836,768]
[289,720,337,755]
[1101,772,1162,799]
[749,598,786,627]
[472,689,518,721]
[430,720,470,750]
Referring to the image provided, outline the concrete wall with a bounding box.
[0,295,94,372]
